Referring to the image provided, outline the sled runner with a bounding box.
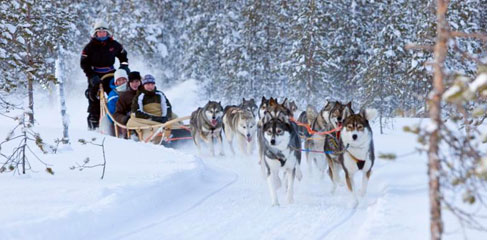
[97,73,192,146]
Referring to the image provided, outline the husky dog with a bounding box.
[302,102,330,174]
[261,111,302,206]
[322,101,353,192]
[223,106,256,155]
[305,101,352,192]
[258,96,271,120]
[340,108,377,206]
[257,97,293,176]
[190,101,225,156]
[282,99,298,116]
[297,105,318,139]
[240,98,258,117]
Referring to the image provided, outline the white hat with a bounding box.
[92,20,112,37]
[114,69,128,82]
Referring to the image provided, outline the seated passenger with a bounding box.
[107,69,128,117]
[113,71,141,137]
[127,74,172,142]
[113,71,141,124]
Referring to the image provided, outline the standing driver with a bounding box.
[80,20,129,130]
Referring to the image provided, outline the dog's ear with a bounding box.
[242,97,246,102]
[269,98,277,107]
[291,101,297,111]
[261,96,266,103]
[323,100,330,110]
[363,108,378,121]
[263,111,273,123]
[346,101,352,109]
[281,98,288,106]
[250,98,255,104]
[342,107,353,121]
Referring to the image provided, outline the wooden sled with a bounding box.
[97,73,192,146]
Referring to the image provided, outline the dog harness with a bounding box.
[264,148,286,167]
[347,151,366,170]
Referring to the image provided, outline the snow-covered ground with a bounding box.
[0,80,484,240]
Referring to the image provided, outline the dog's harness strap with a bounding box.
[347,151,366,170]
[264,149,286,167]
[289,117,342,136]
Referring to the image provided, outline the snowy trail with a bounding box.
[108,141,394,240]
[113,162,239,240]
[0,81,439,239]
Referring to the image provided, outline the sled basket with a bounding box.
[98,73,192,145]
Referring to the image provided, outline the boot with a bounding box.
[87,115,99,130]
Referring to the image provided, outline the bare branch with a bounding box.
[450,31,487,42]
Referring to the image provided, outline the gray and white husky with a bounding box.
[261,111,303,206]
[297,104,318,139]
[340,108,377,206]
[190,101,225,156]
[223,106,256,155]
[302,102,331,175]
[240,98,258,117]
[257,97,293,176]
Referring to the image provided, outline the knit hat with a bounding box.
[129,71,142,82]
[114,69,128,82]
[92,20,112,37]
[142,74,156,85]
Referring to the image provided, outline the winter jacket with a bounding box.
[80,37,128,80]
[131,87,172,120]
[113,85,138,125]
[107,79,127,120]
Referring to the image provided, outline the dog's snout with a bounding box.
[247,134,251,138]
[270,139,275,145]
[352,134,357,140]
[337,116,342,122]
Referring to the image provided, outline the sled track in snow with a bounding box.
[317,207,357,239]
[115,165,239,240]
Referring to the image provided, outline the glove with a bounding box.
[119,64,130,74]
[151,116,168,123]
[89,75,101,87]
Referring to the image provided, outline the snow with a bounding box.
[0,81,485,240]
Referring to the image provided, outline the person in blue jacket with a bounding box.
[107,69,128,120]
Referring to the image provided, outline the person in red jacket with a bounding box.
[80,20,129,130]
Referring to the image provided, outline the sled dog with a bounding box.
[283,99,298,116]
[297,104,318,139]
[223,106,256,155]
[322,101,353,192]
[190,101,224,156]
[340,108,377,206]
[240,98,258,117]
[261,111,302,206]
[302,102,332,175]
[257,97,293,176]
